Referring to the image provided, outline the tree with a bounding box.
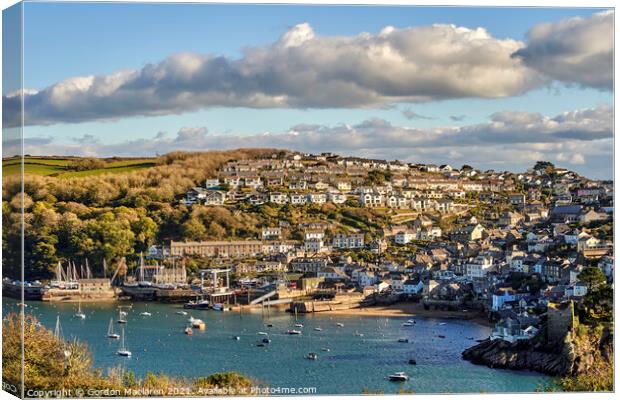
[578,267,607,289]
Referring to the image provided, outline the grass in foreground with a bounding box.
[2,313,255,397]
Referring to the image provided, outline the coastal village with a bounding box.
[4,151,614,368]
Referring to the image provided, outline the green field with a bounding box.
[2,157,156,178]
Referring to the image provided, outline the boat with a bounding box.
[407,319,415,324]
[321,347,331,352]
[176,311,188,315]
[314,327,323,331]
[287,329,302,335]
[191,319,206,330]
[294,323,304,328]
[402,322,414,327]
[438,335,446,339]
[117,309,127,324]
[140,312,152,316]
[107,318,120,339]
[305,352,318,360]
[74,300,86,319]
[262,338,271,344]
[266,324,273,327]
[256,343,265,347]
[184,327,193,336]
[397,338,409,343]
[212,303,228,312]
[257,331,269,336]
[438,322,447,326]
[388,372,409,382]
[233,336,240,341]
[408,359,417,365]
[355,331,364,337]
[336,323,344,327]
[117,328,132,357]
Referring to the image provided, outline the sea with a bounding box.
[2,298,554,394]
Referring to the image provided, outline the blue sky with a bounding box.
[2,3,614,178]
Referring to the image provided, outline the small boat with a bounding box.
[467,337,475,340]
[354,331,364,337]
[262,338,271,344]
[336,323,344,327]
[140,312,151,316]
[397,338,409,343]
[314,327,323,331]
[388,372,409,382]
[321,347,331,352]
[256,343,265,347]
[305,352,318,360]
[266,323,274,327]
[257,332,269,336]
[74,301,86,319]
[294,323,304,328]
[117,328,132,357]
[408,359,417,365]
[287,329,302,335]
[407,319,414,323]
[191,319,206,330]
[212,303,228,312]
[438,335,446,339]
[176,311,188,315]
[438,322,447,326]
[184,327,193,336]
[402,322,414,327]
[107,318,120,339]
[233,336,241,341]
[117,309,127,324]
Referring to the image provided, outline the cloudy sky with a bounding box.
[2,3,614,178]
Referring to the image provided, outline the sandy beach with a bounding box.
[317,302,492,327]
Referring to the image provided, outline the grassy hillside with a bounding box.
[2,156,156,178]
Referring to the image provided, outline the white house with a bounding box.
[466,255,494,279]
[269,192,289,204]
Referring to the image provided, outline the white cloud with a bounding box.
[13,104,612,179]
[4,21,541,126]
[512,10,613,89]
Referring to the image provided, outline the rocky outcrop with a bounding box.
[462,326,613,378]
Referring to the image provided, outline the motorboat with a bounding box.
[262,338,271,344]
[397,338,409,343]
[402,322,414,327]
[336,323,344,327]
[408,359,417,365]
[305,352,318,360]
[184,327,193,336]
[321,347,331,352]
[257,332,269,336]
[176,311,188,315]
[388,372,409,382]
[287,329,302,335]
[294,323,304,328]
[314,327,323,332]
[233,336,240,341]
[140,312,152,316]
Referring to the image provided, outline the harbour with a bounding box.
[3,298,553,394]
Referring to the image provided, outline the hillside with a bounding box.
[2,156,156,178]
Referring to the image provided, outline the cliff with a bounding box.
[462,324,613,379]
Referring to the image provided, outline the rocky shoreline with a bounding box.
[462,325,613,379]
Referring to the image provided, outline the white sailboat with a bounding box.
[117,327,132,357]
[54,316,72,358]
[107,318,120,339]
[117,308,127,324]
[74,300,86,319]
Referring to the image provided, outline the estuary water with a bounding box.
[3,298,553,394]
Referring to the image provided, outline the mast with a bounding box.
[103,259,107,279]
[56,262,63,282]
[86,259,92,279]
[54,316,62,339]
[139,254,145,282]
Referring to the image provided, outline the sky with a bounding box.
[1,2,614,179]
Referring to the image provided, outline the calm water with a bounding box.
[3,298,552,394]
